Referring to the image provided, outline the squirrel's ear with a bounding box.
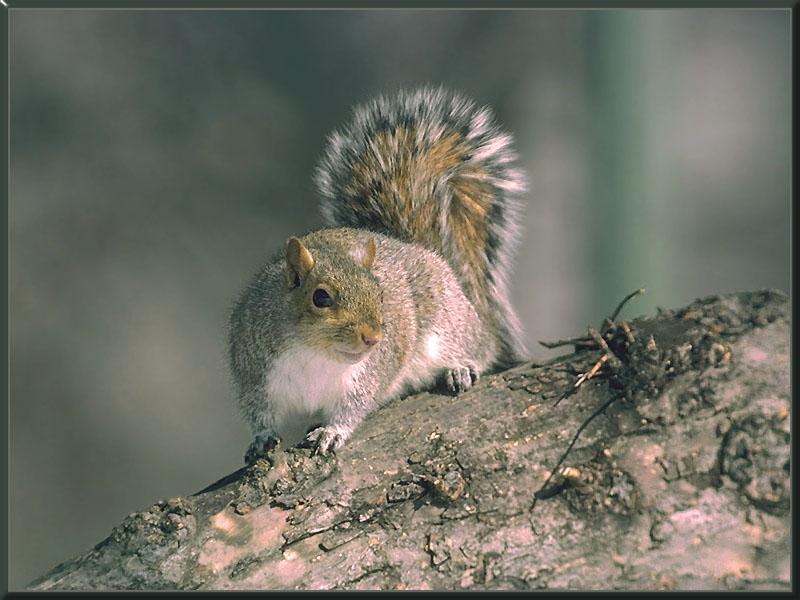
[360,237,377,270]
[285,237,314,287]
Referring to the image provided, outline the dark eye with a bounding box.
[312,288,334,308]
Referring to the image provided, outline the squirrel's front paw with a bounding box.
[443,366,479,394]
[305,426,347,456]
[244,433,280,465]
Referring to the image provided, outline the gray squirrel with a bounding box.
[228,87,528,463]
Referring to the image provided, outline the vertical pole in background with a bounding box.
[2,2,10,594]
[583,10,666,322]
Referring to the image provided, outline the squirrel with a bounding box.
[228,87,528,464]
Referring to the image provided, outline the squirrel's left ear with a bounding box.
[359,237,377,270]
[285,237,314,288]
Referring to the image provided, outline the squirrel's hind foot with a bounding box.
[305,426,347,456]
[244,433,280,465]
[443,366,479,394]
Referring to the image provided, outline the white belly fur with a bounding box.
[265,345,366,445]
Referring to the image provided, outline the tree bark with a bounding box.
[29,289,790,591]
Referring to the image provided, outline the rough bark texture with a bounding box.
[29,289,790,591]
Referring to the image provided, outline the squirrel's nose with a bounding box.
[360,326,383,347]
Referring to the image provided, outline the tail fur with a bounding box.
[314,87,528,366]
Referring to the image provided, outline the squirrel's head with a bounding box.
[284,235,383,364]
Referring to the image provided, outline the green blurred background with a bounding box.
[9,9,790,589]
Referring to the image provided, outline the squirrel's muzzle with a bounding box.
[358,324,383,348]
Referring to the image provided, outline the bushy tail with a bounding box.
[314,87,528,366]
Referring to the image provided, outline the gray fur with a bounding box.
[230,89,529,461]
[314,86,528,364]
[229,229,496,461]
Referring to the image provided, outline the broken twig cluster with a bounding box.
[532,288,652,507]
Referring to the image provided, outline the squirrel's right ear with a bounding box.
[285,237,314,288]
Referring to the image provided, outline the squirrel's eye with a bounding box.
[312,288,334,308]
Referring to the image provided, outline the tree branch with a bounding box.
[29,290,790,591]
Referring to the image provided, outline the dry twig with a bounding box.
[531,287,647,510]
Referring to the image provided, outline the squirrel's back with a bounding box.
[314,87,527,367]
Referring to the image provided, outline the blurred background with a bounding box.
[9,9,790,589]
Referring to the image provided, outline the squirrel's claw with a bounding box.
[444,366,479,394]
[244,434,280,465]
[306,426,344,456]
